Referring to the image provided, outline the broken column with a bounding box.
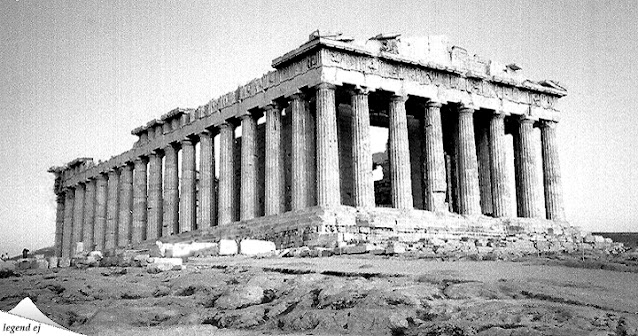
[388,94,413,210]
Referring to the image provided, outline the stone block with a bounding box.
[344,244,367,254]
[593,235,605,243]
[240,239,276,256]
[15,259,34,270]
[0,260,15,271]
[75,242,84,254]
[35,254,45,260]
[292,247,311,258]
[430,237,446,247]
[219,239,238,256]
[385,243,406,255]
[147,257,184,273]
[33,259,49,269]
[58,258,71,268]
[583,235,595,243]
[47,257,58,269]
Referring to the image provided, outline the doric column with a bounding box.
[147,151,163,239]
[82,179,96,251]
[388,94,413,209]
[265,103,284,215]
[132,157,148,243]
[61,188,75,258]
[118,163,134,247]
[239,113,258,220]
[476,118,493,215]
[315,83,340,207]
[350,87,375,208]
[291,93,311,210]
[93,174,108,251]
[218,122,235,225]
[513,117,542,218]
[540,120,565,220]
[162,143,179,235]
[54,193,65,257]
[423,101,447,212]
[488,113,512,217]
[180,138,196,232]
[72,183,85,254]
[199,130,216,227]
[456,106,481,215]
[105,169,119,250]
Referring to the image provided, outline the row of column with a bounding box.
[54,82,566,258]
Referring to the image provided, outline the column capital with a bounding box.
[538,119,558,129]
[389,93,408,102]
[200,128,215,137]
[458,104,476,114]
[218,121,235,130]
[134,156,149,164]
[425,100,442,108]
[264,102,283,112]
[516,116,535,125]
[316,82,336,91]
[290,90,306,101]
[181,137,196,146]
[348,85,370,96]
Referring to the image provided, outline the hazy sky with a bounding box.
[1,0,636,256]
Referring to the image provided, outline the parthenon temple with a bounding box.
[49,31,569,258]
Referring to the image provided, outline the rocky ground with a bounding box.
[2,253,638,336]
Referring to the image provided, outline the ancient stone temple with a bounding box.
[49,31,568,258]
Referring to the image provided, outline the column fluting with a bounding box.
[199,130,216,227]
[423,101,448,212]
[514,117,542,218]
[265,104,284,215]
[350,87,375,208]
[388,94,413,209]
[218,122,236,225]
[316,83,340,207]
[240,113,258,220]
[82,179,96,251]
[147,151,163,239]
[162,144,179,235]
[93,173,108,251]
[54,193,65,257]
[118,163,134,247]
[62,188,75,258]
[476,119,493,215]
[180,138,196,232]
[72,183,85,254]
[456,106,482,215]
[291,93,310,210]
[105,169,119,250]
[488,113,512,217]
[540,120,566,220]
[132,157,148,243]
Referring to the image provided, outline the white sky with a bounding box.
[1,0,636,256]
